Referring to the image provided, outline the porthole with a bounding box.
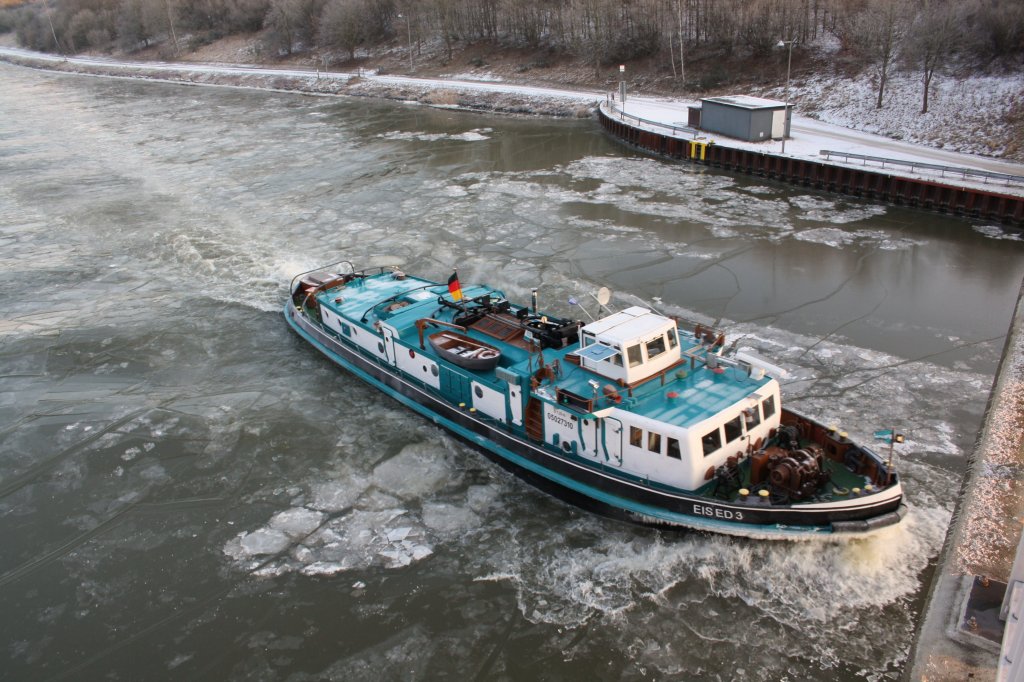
[409,349,416,359]
[377,342,384,353]
[474,386,484,399]
[431,365,439,377]
[561,441,572,453]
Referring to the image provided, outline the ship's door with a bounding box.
[507,384,523,426]
[601,416,623,466]
[580,417,599,459]
[440,366,471,406]
[381,325,397,366]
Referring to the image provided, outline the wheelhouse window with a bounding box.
[630,426,643,448]
[762,395,776,419]
[724,416,743,443]
[667,437,682,459]
[702,428,722,456]
[627,344,643,367]
[744,406,762,429]
[668,330,678,349]
[645,335,667,359]
[647,431,661,453]
[608,346,623,366]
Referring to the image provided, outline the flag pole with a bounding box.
[887,428,895,484]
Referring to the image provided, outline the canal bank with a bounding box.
[908,275,1024,681]
[597,104,1024,227]
[4,45,1023,226]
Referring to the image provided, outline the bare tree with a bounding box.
[904,0,962,114]
[262,0,323,55]
[841,0,910,108]
[116,0,146,49]
[319,0,362,58]
[960,0,1024,63]
[319,0,390,59]
[430,0,456,62]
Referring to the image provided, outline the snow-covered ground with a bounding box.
[786,71,1023,160]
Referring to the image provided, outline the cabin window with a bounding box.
[646,335,667,359]
[582,332,595,347]
[668,330,678,349]
[630,426,643,448]
[724,416,743,443]
[702,428,722,456]
[762,395,776,419]
[667,437,682,459]
[745,406,762,429]
[648,432,661,453]
[627,345,643,367]
[596,343,623,366]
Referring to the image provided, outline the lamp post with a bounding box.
[776,39,795,153]
[398,13,412,72]
[618,64,626,106]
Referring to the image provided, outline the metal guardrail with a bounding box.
[605,98,703,139]
[820,150,1024,186]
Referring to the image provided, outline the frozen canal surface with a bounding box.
[2,63,1024,681]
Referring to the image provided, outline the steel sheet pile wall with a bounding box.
[599,109,1024,226]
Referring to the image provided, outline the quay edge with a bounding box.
[597,106,1024,228]
[907,274,1024,681]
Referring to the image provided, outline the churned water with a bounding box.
[2,62,1023,680]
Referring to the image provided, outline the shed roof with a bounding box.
[701,95,787,110]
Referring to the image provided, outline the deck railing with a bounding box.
[819,150,1024,187]
[604,99,702,139]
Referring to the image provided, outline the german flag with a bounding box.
[447,270,463,302]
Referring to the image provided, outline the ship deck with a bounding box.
[695,455,875,503]
[321,273,773,430]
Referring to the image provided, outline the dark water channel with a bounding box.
[2,63,1023,680]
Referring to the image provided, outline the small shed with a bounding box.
[687,105,702,129]
[698,95,790,142]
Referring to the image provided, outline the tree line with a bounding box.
[3,0,1022,112]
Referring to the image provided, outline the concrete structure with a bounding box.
[908,277,1024,682]
[1000,537,1024,681]
[699,95,789,142]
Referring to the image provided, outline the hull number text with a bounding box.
[693,504,744,521]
